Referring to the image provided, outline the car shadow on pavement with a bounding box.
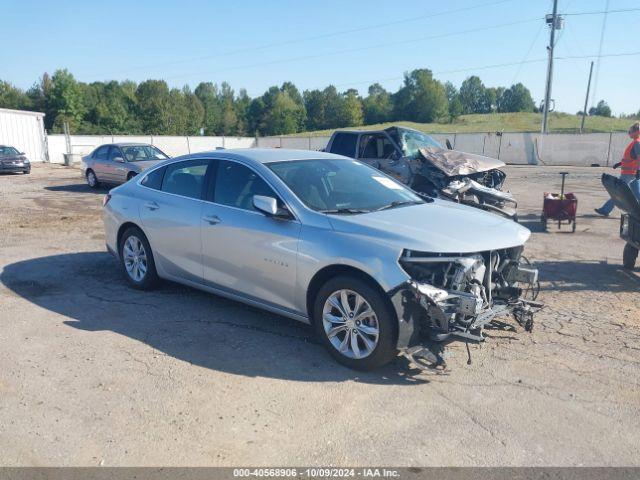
[1,252,430,385]
[537,259,639,292]
[45,184,109,194]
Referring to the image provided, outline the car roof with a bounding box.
[175,148,350,165]
[109,143,152,147]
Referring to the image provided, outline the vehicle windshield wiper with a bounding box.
[375,200,424,211]
[319,208,371,215]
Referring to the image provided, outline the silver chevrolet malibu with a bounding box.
[103,149,539,370]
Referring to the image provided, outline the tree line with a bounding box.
[0,67,613,136]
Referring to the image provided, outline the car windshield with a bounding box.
[267,159,424,214]
[392,128,442,159]
[0,146,20,156]
[121,145,169,162]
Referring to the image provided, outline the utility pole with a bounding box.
[541,0,561,134]
[580,61,594,134]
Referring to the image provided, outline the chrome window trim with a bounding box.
[137,156,300,223]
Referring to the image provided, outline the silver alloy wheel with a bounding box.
[322,289,379,359]
[87,170,97,187]
[123,235,148,282]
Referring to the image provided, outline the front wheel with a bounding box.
[313,276,398,370]
[623,243,638,270]
[119,227,160,290]
[86,169,99,189]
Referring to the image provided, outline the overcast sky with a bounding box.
[2,0,638,115]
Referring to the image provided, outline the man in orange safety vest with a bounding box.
[595,122,640,216]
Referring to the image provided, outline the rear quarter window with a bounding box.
[140,167,166,190]
[329,133,358,157]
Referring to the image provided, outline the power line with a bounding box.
[91,0,520,79]
[164,17,541,81]
[512,21,545,84]
[326,51,640,90]
[562,7,640,16]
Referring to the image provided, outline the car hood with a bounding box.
[418,147,505,176]
[327,200,530,253]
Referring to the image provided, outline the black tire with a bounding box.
[126,171,137,181]
[541,214,547,231]
[572,219,577,233]
[86,169,100,189]
[623,243,638,270]
[119,226,160,290]
[313,276,398,370]
[23,169,30,174]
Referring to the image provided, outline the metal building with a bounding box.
[0,108,47,163]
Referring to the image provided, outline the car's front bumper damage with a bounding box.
[388,249,543,367]
[441,178,518,220]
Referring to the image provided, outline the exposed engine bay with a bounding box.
[414,147,518,220]
[390,246,542,367]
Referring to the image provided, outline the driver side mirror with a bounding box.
[113,156,125,163]
[253,195,292,219]
[253,195,278,215]
[445,139,453,150]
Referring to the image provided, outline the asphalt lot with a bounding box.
[0,163,639,466]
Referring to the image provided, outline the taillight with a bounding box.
[103,194,112,207]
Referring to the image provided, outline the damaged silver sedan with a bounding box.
[104,149,539,370]
[326,126,518,220]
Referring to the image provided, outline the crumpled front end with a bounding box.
[409,148,518,220]
[389,247,542,366]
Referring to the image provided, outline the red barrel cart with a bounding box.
[541,172,578,232]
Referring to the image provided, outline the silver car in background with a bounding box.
[81,143,170,188]
[103,149,539,370]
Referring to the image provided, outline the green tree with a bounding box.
[498,83,535,112]
[362,83,392,124]
[444,81,463,122]
[393,69,448,122]
[182,86,205,135]
[136,80,171,134]
[194,82,222,135]
[589,100,612,117]
[459,76,490,114]
[322,86,343,129]
[49,69,86,132]
[0,81,30,110]
[337,89,363,127]
[303,89,326,131]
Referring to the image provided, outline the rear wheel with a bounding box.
[313,276,397,370]
[86,169,99,188]
[623,243,638,270]
[119,227,160,290]
[126,171,137,181]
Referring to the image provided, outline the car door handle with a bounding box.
[143,201,159,211]
[203,214,221,225]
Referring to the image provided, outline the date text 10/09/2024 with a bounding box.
[233,468,400,478]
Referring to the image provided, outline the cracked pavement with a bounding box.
[0,164,639,466]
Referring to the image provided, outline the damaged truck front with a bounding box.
[325,126,518,220]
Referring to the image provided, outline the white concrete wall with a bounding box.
[40,130,639,167]
[0,108,47,162]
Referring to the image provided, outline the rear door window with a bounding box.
[329,133,358,157]
[93,145,109,160]
[161,160,210,199]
